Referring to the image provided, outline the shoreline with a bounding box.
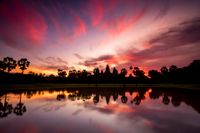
[0,83,200,90]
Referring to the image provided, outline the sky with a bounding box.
[0,0,200,75]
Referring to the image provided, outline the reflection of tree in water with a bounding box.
[68,93,77,101]
[56,91,66,101]
[1,87,200,115]
[162,94,170,105]
[121,95,128,104]
[14,93,26,116]
[149,89,162,99]
[0,94,13,118]
[132,94,141,105]
[93,95,99,104]
[130,89,147,105]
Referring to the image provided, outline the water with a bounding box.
[0,87,200,133]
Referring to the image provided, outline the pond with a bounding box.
[0,87,200,133]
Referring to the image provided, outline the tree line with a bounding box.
[0,57,30,74]
[0,57,199,83]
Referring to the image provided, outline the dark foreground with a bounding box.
[0,86,200,133]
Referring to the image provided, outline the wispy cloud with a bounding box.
[36,56,68,70]
[79,17,200,70]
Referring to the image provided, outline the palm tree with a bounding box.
[18,58,30,74]
[14,93,26,116]
[3,57,17,73]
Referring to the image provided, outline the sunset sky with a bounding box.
[0,0,200,75]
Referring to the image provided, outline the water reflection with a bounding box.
[0,87,200,133]
[0,87,200,118]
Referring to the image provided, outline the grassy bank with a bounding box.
[0,83,200,90]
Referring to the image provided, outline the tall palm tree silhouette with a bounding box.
[3,57,17,73]
[18,58,30,74]
[0,94,13,118]
[14,93,26,116]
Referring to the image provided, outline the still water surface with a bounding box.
[0,87,200,133]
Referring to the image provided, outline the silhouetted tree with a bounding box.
[112,67,118,76]
[148,70,161,82]
[3,57,17,73]
[81,70,90,78]
[160,66,169,82]
[120,68,127,84]
[0,60,6,72]
[120,68,127,77]
[169,65,178,72]
[18,58,30,74]
[169,65,178,82]
[58,69,67,78]
[133,67,145,78]
[160,66,168,75]
[133,67,146,83]
[93,67,100,77]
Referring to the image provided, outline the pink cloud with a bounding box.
[85,0,104,26]
[0,1,47,48]
[100,0,150,37]
[73,14,86,37]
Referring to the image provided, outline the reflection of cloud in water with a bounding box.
[72,109,83,115]
[31,101,66,112]
[115,103,200,133]
[82,102,135,115]
[89,118,115,133]
[42,102,66,112]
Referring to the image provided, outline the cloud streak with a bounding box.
[0,1,47,49]
[36,56,68,70]
[79,17,200,70]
